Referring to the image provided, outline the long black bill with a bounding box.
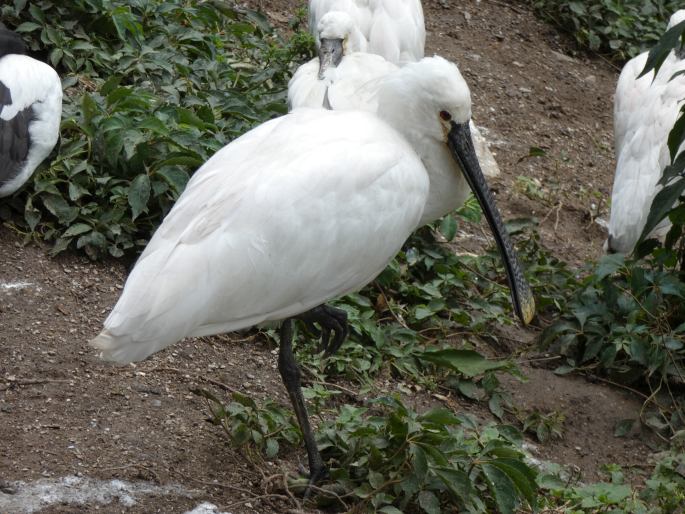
[318,38,344,79]
[447,121,536,325]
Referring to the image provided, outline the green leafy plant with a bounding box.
[194,388,302,459]
[529,0,682,60]
[528,0,682,60]
[0,0,313,258]
[539,455,685,513]
[517,408,565,442]
[199,390,538,514]
[541,253,685,435]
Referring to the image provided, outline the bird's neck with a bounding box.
[376,87,468,226]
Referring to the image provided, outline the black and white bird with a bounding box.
[0,25,62,198]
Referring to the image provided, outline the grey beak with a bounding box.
[447,121,536,325]
[318,38,344,79]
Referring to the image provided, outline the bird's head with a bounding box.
[316,11,366,79]
[377,56,473,142]
[379,56,536,325]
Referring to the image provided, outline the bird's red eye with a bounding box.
[440,110,451,121]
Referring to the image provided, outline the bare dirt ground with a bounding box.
[0,1,659,513]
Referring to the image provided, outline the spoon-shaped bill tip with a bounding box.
[517,283,536,326]
[447,120,536,326]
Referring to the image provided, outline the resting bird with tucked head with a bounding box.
[606,10,685,254]
[92,56,534,492]
[309,0,425,65]
[0,25,62,198]
[289,10,502,178]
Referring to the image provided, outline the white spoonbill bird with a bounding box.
[0,26,62,197]
[92,56,535,488]
[606,10,685,254]
[309,0,425,65]
[289,11,501,178]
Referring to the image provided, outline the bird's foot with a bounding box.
[297,305,348,357]
[302,464,330,500]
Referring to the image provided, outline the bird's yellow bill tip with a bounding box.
[519,294,536,325]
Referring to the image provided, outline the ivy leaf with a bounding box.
[481,463,518,514]
[420,349,511,377]
[639,20,685,79]
[265,438,278,458]
[434,467,475,502]
[128,174,151,220]
[418,490,441,514]
[594,254,625,280]
[62,223,92,238]
[379,508,403,514]
[439,214,458,241]
[42,194,79,224]
[638,179,685,245]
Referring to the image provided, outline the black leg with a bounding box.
[278,318,328,493]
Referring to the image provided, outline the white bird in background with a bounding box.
[92,56,535,489]
[290,10,502,177]
[309,0,425,65]
[606,10,685,254]
[287,10,385,110]
[0,25,62,198]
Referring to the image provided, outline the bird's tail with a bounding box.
[90,329,145,364]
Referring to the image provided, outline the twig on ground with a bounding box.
[0,377,71,391]
[539,201,563,231]
[489,0,526,14]
[171,468,257,497]
[374,282,410,330]
[148,366,241,394]
[281,473,302,511]
[309,380,358,397]
[96,462,161,482]
[225,493,292,510]
[517,355,562,364]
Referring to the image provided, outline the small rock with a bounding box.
[0,480,17,494]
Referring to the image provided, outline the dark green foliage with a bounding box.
[0,0,313,258]
[528,0,682,60]
[541,14,685,439]
[541,253,685,435]
[289,209,571,421]
[194,389,302,459]
[200,391,538,514]
[540,457,685,512]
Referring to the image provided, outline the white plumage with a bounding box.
[0,29,62,197]
[607,10,685,254]
[93,109,428,361]
[309,0,425,65]
[290,10,501,177]
[92,55,533,361]
[92,56,534,484]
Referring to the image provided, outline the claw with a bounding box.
[297,305,348,357]
[303,465,330,500]
[318,326,331,354]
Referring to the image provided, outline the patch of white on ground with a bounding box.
[184,502,233,514]
[0,475,197,513]
[0,281,34,291]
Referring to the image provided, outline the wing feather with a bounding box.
[94,109,429,362]
[609,50,685,252]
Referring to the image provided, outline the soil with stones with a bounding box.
[0,1,660,513]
